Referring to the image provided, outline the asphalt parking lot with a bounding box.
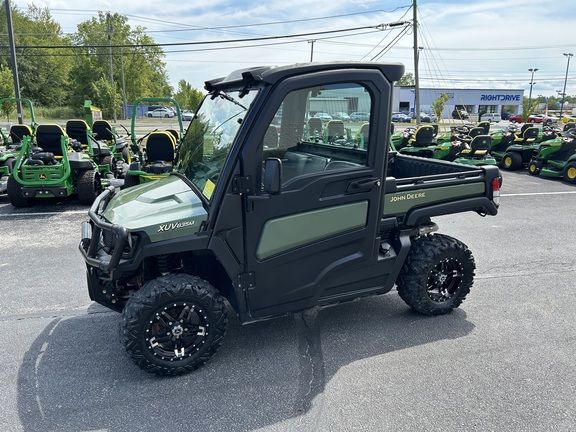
[0,167,575,431]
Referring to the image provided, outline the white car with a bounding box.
[146,108,174,118]
[182,110,194,121]
[332,112,351,121]
[481,113,501,123]
[314,112,333,122]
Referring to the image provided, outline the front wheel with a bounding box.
[563,162,576,183]
[121,273,228,376]
[7,174,31,207]
[396,234,475,315]
[528,161,541,176]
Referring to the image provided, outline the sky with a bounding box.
[9,0,576,98]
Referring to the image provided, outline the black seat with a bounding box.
[468,127,485,138]
[307,117,323,140]
[9,124,33,144]
[92,120,114,141]
[35,124,67,157]
[145,131,176,163]
[476,121,490,134]
[263,125,278,149]
[410,124,435,147]
[326,120,345,142]
[462,135,491,157]
[66,120,90,146]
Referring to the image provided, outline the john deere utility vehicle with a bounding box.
[80,62,501,376]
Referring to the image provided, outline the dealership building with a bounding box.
[394,87,525,119]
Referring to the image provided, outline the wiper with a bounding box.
[216,91,247,110]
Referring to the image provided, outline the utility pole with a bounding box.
[308,40,315,62]
[107,12,117,122]
[412,0,420,125]
[559,53,573,119]
[528,68,538,108]
[5,0,22,123]
[120,48,127,120]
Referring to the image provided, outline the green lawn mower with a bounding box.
[528,128,576,183]
[397,124,436,157]
[7,124,110,207]
[123,97,184,189]
[491,125,540,170]
[0,97,38,194]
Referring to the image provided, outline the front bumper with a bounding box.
[79,185,129,276]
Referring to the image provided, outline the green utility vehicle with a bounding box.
[79,62,501,376]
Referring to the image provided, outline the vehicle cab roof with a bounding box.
[204,62,405,93]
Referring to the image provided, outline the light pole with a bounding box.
[528,68,538,107]
[559,53,573,118]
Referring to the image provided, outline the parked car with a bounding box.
[182,110,194,121]
[414,112,436,123]
[452,108,469,120]
[527,114,558,124]
[508,114,522,123]
[332,112,351,121]
[146,108,174,118]
[314,112,333,122]
[481,112,501,123]
[350,112,370,122]
[391,112,411,123]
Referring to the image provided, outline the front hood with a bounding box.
[103,175,207,241]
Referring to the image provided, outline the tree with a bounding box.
[430,92,450,121]
[0,4,73,106]
[69,12,171,117]
[173,80,204,111]
[0,65,16,120]
[397,73,415,86]
[521,97,538,122]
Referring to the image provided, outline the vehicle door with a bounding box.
[240,69,393,318]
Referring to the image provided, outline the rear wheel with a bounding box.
[7,174,31,207]
[77,169,101,205]
[396,234,475,315]
[121,273,227,376]
[502,151,522,170]
[563,162,576,184]
[121,146,131,164]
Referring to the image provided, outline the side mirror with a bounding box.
[263,157,282,194]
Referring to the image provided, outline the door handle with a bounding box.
[346,177,381,193]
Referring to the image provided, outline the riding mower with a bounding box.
[528,128,576,183]
[84,100,132,177]
[432,130,496,166]
[492,125,540,170]
[0,98,38,193]
[397,124,436,157]
[6,124,110,207]
[122,97,184,189]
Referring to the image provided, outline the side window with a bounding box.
[262,83,372,184]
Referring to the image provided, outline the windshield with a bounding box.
[176,89,258,201]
